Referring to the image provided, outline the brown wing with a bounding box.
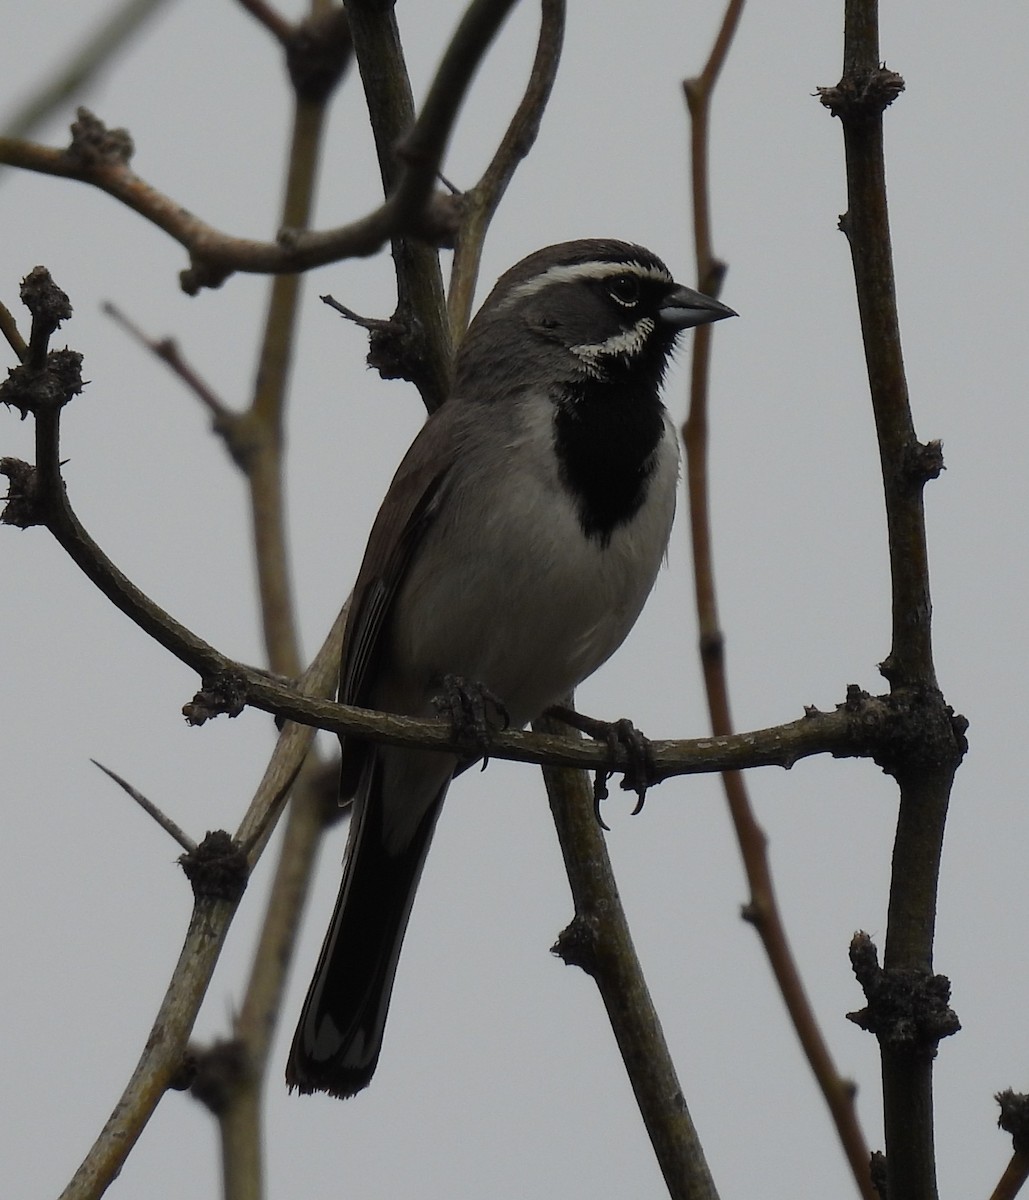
[337,410,458,798]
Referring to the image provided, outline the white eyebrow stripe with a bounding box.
[570,316,656,374]
[500,259,672,307]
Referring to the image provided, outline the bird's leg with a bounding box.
[545,704,656,828]
[432,674,510,761]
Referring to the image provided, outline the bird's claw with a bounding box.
[432,674,509,760]
[546,706,655,828]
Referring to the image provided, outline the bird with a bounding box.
[286,238,735,1098]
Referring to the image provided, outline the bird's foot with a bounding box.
[546,705,656,829]
[432,674,510,760]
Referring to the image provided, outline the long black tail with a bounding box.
[286,771,445,1098]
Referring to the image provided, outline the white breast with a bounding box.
[386,394,679,727]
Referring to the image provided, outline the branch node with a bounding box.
[862,683,968,778]
[552,913,601,976]
[178,830,248,904]
[0,346,84,417]
[904,437,945,485]
[285,6,353,103]
[846,931,961,1055]
[188,1038,250,1115]
[66,107,134,168]
[183,671,250,725]
[816,66,905,120]
[321,291,441,391]
[1,457,43,527]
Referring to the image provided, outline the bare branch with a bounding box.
[683,6,876,1196]
[989,1155,1029,1200]
[0,119,400,292]
[58,612,344,1200]
[244,70,335,678]
[537,712,719,1200]
[818,5,967,1198]
[0,3,529,311]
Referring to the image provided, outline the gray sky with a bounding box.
[3,2,1027,1197]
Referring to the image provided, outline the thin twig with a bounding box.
[0,298,29,361]
[213,41,338,1195]
[102,302,235,425]
[683,4,876,1198]
[90,759,197,853]
[0,0,172,143]
[243,76,334,678]
[447,0,565,337]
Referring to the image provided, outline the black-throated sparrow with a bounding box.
[287,239,735,1098]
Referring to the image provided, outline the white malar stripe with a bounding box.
[570,316,656,374]
[500,259,672,308]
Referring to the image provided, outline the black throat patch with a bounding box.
[553,378,666,545]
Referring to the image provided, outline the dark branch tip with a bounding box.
[182,671,249,725]
[847,931,961,1054]
[996,1090,1029,1156]
[179,258,231,296]
[20,266,72,327]
[66,107,134,168]
[869,1151,888,1198]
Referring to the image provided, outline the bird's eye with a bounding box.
[607,274,641,307]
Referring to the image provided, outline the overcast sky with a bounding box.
[3,3,1028,1198]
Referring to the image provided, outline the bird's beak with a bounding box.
[658,285,737,329]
